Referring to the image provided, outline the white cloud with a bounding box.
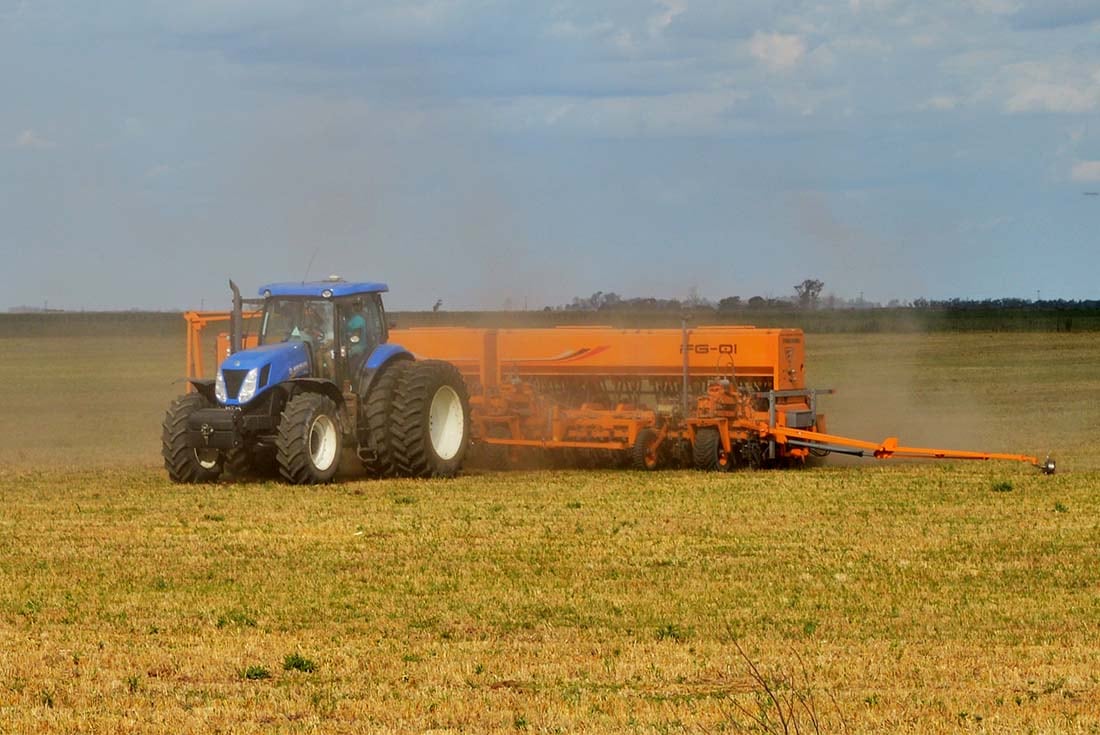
[968,0,1020,15]
[488,90,749,137]
[1071,161,1100,182]
[747,31,807,72]
[1001,61,1100,113]
[14,129,54,149]
[830,37,891,56]
[611,28,636,53]
[921,95,958,110]
[547,19,615,40]
[1007,83,1098,113]
[648,0,686,37]
[849,0,896,13]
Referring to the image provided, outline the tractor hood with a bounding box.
[216,341,311,406]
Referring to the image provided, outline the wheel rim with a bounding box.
[429,385,464,460]
[195,449,220,470]
[309,414,338,471]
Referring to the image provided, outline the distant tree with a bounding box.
[717,296,742,312]
[597,292,622,310]
[432,299,443,312]
[747,296,766,308]
[794,279,825,309]
[684,286,714,309]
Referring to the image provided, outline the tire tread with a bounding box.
[275,392,341,484]
[391,360,469,478]
[361,362,410,478]
[161,393,221,483]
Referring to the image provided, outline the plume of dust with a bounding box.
[788,191,1010,465]
[810,327,1024,469]
[791,190,924,304]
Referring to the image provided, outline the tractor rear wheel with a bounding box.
[631,428,661,471]
[162,393,223,483]
[276,392,343,484]
[361,361,411,478]
[391,360,470,478]
[693,428,731,472]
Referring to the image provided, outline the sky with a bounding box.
[2,0,1099,311]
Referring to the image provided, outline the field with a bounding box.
[1,321,1099,732]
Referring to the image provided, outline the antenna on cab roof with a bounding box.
[301,246,321,284]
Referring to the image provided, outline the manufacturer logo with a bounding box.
[680,343,737,355]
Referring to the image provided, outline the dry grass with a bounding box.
[0,329,1097,732]
[1,465,1098,732]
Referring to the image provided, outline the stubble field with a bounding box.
[1,323,1098,733]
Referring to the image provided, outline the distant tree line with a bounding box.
[553,279,1100,313]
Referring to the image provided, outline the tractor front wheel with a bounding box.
[391,360,470,478]
[162,393,223,483]
[276,393,343,484]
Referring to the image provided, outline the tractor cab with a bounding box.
[258,286,388,385]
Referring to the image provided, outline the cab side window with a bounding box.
[364,296,385,346]
[341,297,384,376]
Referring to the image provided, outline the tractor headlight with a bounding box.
[215,371,227,403]
[237,367,260,404]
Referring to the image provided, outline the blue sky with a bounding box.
[2,1,1099,310]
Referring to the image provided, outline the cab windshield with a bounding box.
[260,298,334,346]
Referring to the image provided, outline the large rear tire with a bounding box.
[391,360,470,478]
[276,393,342,484]
[361,361,411,478]
[162,393,223,483]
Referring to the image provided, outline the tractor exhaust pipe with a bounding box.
[229,279,243,356]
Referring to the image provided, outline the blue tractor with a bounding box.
[162,277,470,484]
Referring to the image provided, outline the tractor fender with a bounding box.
[188,379,217,403]
[357,344,414,400]
[281,378,346,408]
